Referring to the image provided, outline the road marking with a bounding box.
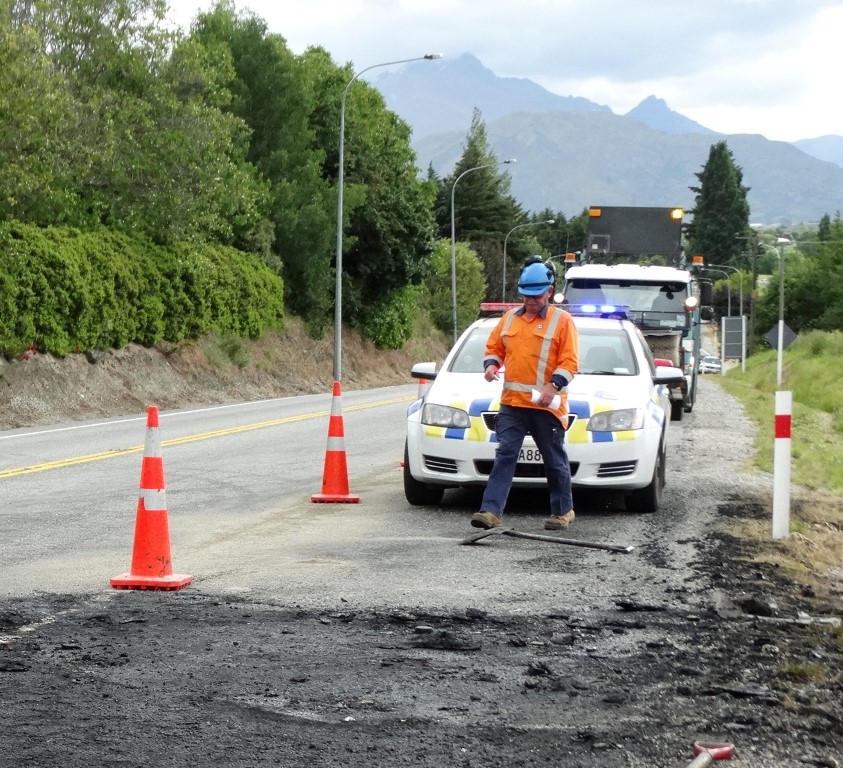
[0,395,413,478]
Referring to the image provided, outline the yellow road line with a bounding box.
[0,395,413,479]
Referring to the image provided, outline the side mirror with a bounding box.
[411,362,437,381]
[700,306,714,322]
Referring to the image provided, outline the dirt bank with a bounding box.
[0,320,450,429]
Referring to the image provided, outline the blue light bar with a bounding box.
[562,303,631,319]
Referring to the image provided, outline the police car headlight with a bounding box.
[587,408,644,431]
[421,403,471,429]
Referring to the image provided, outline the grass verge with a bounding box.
[716,330,843,619]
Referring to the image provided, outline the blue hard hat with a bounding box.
[517,261,555,296]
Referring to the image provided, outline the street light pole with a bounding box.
[709,263,743,317]
[450,158,515,342]
[502,219,554,301]
[705,267,732,317]
[333,53,442,382]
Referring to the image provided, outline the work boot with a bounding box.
[544,510,575,530]
[471,511,502,530]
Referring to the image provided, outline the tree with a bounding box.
[686,141,750,267]
[421,238,486,334]
[818,213,832,242]
[189,3,335,332]
[3,0,274,246]
[435,109,523,303]
[301,46,438,339]
[753,217,843,338]
[0,1,84,225]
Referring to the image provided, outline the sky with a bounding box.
[165,0,843,143]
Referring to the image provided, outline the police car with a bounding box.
[403,304,686,514]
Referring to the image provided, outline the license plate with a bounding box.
[518,447,543,463]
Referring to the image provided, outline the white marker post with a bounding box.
[773,391,792,539]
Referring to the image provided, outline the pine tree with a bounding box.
[686,141,751,268]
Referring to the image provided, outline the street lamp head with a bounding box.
[546,219,555,224]
[503,158,516,164]
[424,53,444,60]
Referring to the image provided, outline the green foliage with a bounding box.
[1,0,273,248]
[432,110,524,303]
[686,141,750,266]
[300,52,438,332]
[190,4,335,331]
[777,662,828,684]
[358,285,422,350]
[420,238,486,337]
[1,3,560,357]
[435,109,523,241]
[751,220,843,347]
[0,221,284,357]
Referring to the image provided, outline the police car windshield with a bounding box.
[449,326,492,373]
[579,328,637,375]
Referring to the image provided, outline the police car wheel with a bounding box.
[625,441,665,514]
[403,442,445,506]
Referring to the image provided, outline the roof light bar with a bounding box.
[563,303,631,319]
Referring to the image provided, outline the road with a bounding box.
[1,379,840,768]
[0,385,413,597]
[3,381,712,610]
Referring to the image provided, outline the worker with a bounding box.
[471,259,579,531]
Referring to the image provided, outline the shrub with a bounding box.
[0,221,285,357]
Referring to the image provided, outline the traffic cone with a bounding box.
[111,406,192,590]
[311,381,360,503]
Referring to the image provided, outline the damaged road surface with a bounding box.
[1,379,841,767]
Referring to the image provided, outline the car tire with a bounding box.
[403,442,444,506]
[625,439,665,514]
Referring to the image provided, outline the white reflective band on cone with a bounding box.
[140,488,167,511]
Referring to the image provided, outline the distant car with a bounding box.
[698,355,722,374]
[404,303,687,514]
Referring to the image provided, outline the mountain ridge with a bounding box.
[375,54,843,224]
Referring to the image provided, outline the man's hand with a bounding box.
[536,382,557,407]
[484,365,500,382]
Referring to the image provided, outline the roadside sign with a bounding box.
[765,324,797,350]
[721,316,744,360]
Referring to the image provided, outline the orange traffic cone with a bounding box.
[417,377,428,399]
[311,381,360,503]
[111,406,192,590]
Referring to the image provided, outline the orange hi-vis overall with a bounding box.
[484,305,579,423]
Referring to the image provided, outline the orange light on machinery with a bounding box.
[564,252,577,263]
[669,208,684,220]
[692,254,705,266]
[588,207,602,217]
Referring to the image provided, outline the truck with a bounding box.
[561,206,711,421]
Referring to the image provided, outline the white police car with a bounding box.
[403,304,686,514]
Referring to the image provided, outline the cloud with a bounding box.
[165,0,843,141]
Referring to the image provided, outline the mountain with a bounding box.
[414,111,843,225]
[625,96,716,135]
[374,55,843,224]
[793,135,843,171]
[374,53,609,141]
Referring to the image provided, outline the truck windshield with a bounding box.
[564,280,686,330]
